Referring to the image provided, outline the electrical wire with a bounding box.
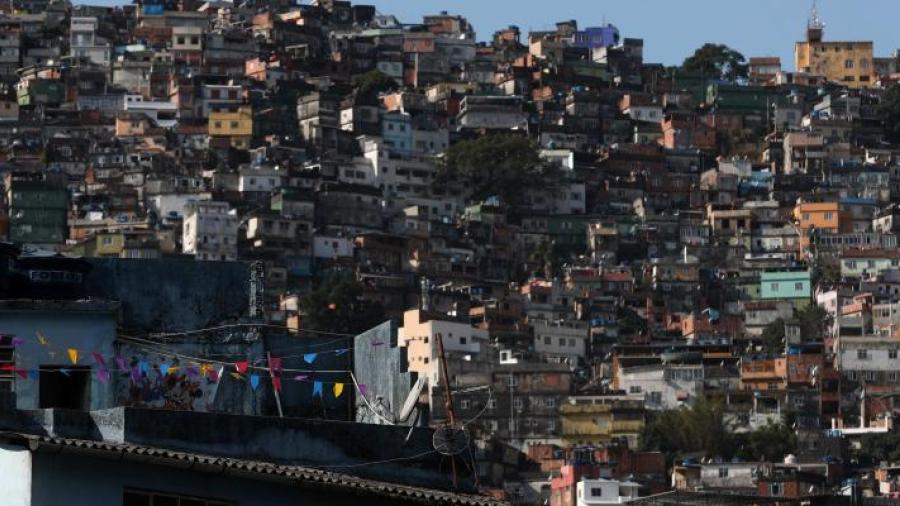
[117,337,353,374]
[317,449,437,469]
[461,388,493,427]
[350,371,396,425]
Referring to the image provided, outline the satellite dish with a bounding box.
[432,425,470,456]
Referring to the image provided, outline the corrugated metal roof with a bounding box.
[1,432,507,506]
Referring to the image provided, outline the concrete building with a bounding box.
[6,173,68,247]
[69,17,110,66]
[398,308,489,389]
[794,6,874,88]
[576,478,640,505]
[182,201,238,261]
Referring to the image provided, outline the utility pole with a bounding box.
[436,332,459,489]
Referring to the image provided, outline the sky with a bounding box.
[373,0,900,67]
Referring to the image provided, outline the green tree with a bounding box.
[682,43,748,81]
[760,318,786,354]
[880,85,900,143]
[352,70,399,97]
[437,133,558,205]
[639,398,735,462]
[740,420,797,462]
[527,240,556,279]
[859,432,900,465]
[796,304,827,342]
[299,273,386,335]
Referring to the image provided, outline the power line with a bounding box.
[318,450,436,469]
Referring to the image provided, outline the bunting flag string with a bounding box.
[3,332,358,399]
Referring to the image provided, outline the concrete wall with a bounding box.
[0,444,31,506]
[0,302,118,411]
[266,332,353,419]
[116,333,266,415]
[83,258,249,331]
[353,320,419,425]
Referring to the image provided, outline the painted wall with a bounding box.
[0,444,31,506]
[114,342,256,414]
[0,303,118,410]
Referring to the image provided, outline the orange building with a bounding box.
[741,356,788,391]
[793,201,842,253]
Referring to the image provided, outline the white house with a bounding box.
[576,478,640,505]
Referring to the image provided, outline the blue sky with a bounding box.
[373,0,899,66]
[83,0,899,66]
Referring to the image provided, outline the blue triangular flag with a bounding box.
[159,363,170,376]
[303,353,318,364]
[28,369,38,381]
[139,360,149,376]
[312,381,323,397]
[250,374,260,390]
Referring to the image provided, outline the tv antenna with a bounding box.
[433,332,474,488]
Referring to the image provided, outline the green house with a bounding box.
[760,270,811,306]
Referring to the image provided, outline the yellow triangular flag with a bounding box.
[333,383,344,398]
[67,348,78,365]
[199,363,209,375]
[230,372,244,380]
[36,331,48,346]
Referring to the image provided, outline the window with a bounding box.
[506,376,518,387]
[487,398,497,409]
[543,336,551,345]
[771,283,779,291]
[459,337,467,345]
[866,371,877,382]
[545,398,556,408]
[824,212,833,220]
[629,385,642,394]
[591,488,604,497]
[770,482,783,497]
[845,59,854,69]
[124,490,232,506]
[513,397,523,410]
[891,349,898,359]
[459,399,470,409]
[718,468,729,478]
[891,372,898,382]
[795,282,803,291]
[857,349,868,360]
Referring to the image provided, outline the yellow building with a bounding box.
[794,6,873,88]
[559,397,645,447]
[209,105,253,149]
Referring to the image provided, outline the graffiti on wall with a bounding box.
[115,350,225,412]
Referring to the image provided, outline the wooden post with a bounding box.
[266,352,284,418]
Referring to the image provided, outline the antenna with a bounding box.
[433,332,471,488]
[809,0,824,30]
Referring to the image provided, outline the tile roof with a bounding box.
[1,432,507,506]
